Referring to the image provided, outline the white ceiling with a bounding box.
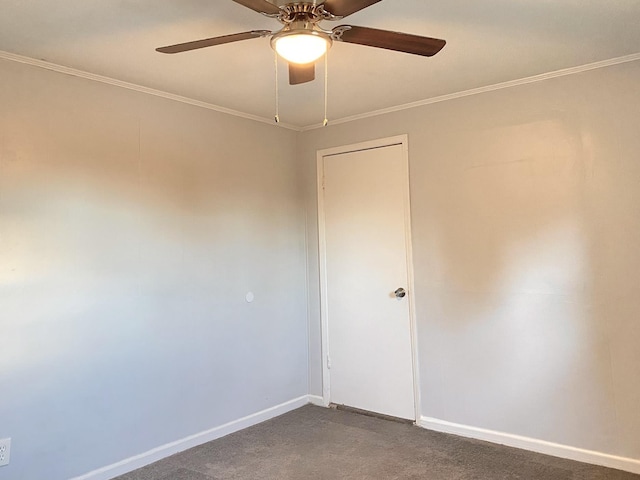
[1,0,639,128]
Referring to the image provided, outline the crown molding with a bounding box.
[300,52,640,131]
[2,49,639,133]
[0,50,302,132]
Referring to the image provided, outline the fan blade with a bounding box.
[333,25,446,57]
[157,30,271,54]
[322,0,382,18]
[289,63,315,85]
[232,0,281,15]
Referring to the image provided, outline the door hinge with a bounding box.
[326,355,331,369]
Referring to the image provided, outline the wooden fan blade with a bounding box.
[289,63,315,85]
[333,25,446,57]
[322,0,382,18]
[157,30,271,54]
[232,0,280,15]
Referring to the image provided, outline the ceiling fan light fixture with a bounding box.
[272,30,332,65]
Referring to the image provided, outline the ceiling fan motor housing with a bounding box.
[270,0,323,6]
[271,18,333,42]
[278,2,338,23]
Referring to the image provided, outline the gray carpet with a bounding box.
[115,405,639,479]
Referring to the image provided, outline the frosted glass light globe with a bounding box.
[274,33,329,64]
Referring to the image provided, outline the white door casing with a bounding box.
[317,135,420,421]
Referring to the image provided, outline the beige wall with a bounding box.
[2,53,640,478]
[300,60,640,459]
[0,59,308,480]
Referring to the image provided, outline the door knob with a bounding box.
[394,288,407,298]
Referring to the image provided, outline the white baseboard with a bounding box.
[307,394,326,406]
[71,395,314,480]
[419,416,640,475]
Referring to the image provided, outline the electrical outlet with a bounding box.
[0,438,11,466]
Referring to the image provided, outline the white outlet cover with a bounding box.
[245,292,254,303]
[0,438,11,467]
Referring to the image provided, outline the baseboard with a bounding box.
[419,416,640,475]
[71,395,313,480]
[307,394,325,406]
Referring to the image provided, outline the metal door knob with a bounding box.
[394,288,407,298]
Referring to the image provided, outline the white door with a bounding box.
[319,138,416,420]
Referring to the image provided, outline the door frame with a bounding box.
[316,134,421,422]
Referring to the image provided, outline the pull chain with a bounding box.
[274,51,280,124]
[323,52,329,127]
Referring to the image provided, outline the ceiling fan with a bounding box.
[156,0,446,86]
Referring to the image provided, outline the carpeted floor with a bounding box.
[115,405,639,479]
